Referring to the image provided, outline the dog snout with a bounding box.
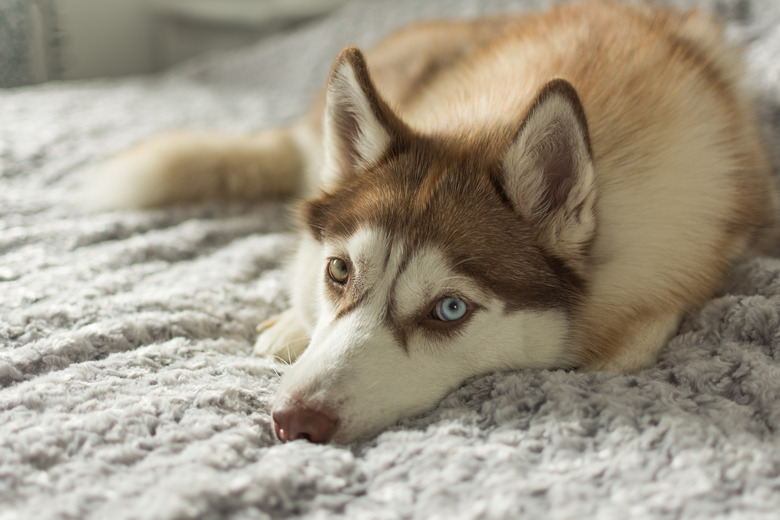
[272,400,338,444]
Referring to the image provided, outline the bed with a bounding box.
[2,0,780,518]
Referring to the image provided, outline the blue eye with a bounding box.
[433,297,468,322]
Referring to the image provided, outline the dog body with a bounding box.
[92,2,778,443]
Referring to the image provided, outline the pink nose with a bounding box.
[272,402,338,444]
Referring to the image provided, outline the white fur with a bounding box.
[254,308,311,364]
[94,4,776,443]
[82,142,176,209]
[322,63,391,187]
[392,246,482,321]
[83,130,306,208]
[501,88,596,263]
[270,227,570,441]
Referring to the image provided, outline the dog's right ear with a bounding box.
[322,47,404,186]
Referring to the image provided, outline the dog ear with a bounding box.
[322,47,404,186]
[501,79,596,262]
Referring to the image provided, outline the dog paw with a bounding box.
[254,309,310,364]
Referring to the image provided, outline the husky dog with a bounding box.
[91,1,778,444]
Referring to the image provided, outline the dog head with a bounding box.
[272,47,595,443]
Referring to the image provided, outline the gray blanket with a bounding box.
[2,0,780,518]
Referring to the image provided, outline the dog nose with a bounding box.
[272,402,337,444]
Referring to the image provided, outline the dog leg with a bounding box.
[254,308,311,364]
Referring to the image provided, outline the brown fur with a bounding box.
[301,1,777,370]
[96,1,778,373]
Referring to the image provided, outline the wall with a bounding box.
[55,0,154,80]
[53,0,349,81]
[0,0,59,87]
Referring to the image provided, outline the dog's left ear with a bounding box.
[322,47,405,186]
[501,79,596,262]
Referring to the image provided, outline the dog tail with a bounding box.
[82,126,315,209]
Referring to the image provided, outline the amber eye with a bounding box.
[327,258,349,284]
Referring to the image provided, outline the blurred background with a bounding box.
[0,0,350,87]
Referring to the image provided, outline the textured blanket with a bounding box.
[2,0,780,518]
